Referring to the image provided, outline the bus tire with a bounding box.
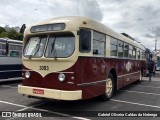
[101,73,114,100]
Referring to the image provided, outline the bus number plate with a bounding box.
[33,89,44,95]
[39,66,49,71]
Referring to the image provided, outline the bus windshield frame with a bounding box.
[23,36,47,58]
[23,33,75,58]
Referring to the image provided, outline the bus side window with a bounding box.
[118,40,124,58]
[142,50,145,60]
[79,29,91,53]
[129,45,133,58]
[137,50,140,59]
[9,44,22,57]
[124,43,129,58]
[0,43,7,56]
[110,37,118,57]
[93,31,106,56]
[133,47,136,59]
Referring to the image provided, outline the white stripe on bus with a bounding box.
[77,80,106,86]
[118,71,140,78]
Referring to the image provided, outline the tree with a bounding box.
[0,25,24,41]
[0,28,23,41]
[0,32,9,38]
[4,24,10,31]
[0,26,6,34]
[8,29,19,39]
[8,29,23,40]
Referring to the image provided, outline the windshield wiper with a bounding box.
[93,38,103,41]
[29,40,41,59]
[51,37,57,59]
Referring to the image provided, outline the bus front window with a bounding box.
[45,34,75,58]
[24,36,47,58]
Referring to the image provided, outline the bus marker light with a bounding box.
[71,76,74,80]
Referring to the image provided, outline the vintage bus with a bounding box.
[0,38,22,82]
[18,16,146,100]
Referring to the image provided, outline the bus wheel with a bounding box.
[102,73,114,100]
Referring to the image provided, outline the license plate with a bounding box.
[33,89,44,95]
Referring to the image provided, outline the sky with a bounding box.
[0,0,160,50]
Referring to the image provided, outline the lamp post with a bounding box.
[155,37,157,51]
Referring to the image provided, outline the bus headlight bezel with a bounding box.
[25,71,31,79]
[58,73,66,82]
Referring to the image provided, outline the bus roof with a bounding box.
[25,16,145,50]
[0,38,7,43]
[7,39,22,44]
[0,38,22,44]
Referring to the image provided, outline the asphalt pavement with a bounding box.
[0,71,160,120]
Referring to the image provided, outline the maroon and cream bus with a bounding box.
[18,16,146,101]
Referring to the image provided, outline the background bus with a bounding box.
[0,38,22,82]
[18,16,146,101]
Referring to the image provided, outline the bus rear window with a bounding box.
[79,29,91,53]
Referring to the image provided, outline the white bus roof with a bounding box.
[0,38,22,44]
[25,16,145,50]
[7,39,22,44]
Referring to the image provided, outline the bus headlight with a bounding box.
[25,71,31,79]
[58,73,66,82]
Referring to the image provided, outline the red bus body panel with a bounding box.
[22,56,146,100]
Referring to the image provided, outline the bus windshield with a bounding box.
[24,36,47,57]
[45,35,75,58]
[24,34,75,58]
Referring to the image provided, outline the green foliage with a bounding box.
[0,26,23,41]
[0,26,6,34]
[0,32,9,38]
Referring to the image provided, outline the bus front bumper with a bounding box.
[18,85,82,100]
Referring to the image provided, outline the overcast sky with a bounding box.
[1,0,160,50]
